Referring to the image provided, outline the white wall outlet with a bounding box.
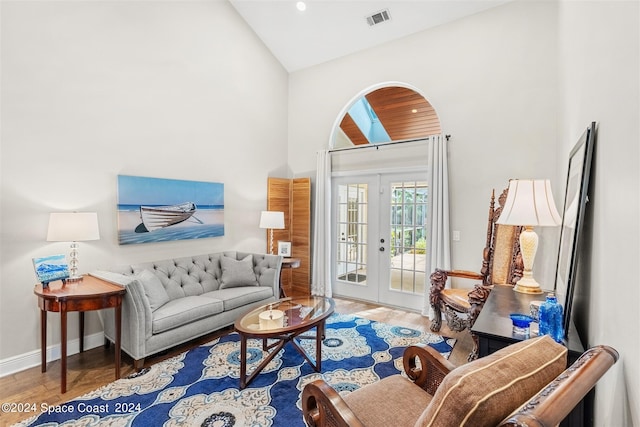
[452,230,460,241]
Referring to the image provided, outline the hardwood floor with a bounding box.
[0,297,473,425]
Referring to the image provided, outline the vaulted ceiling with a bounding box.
[229,1,512,72]
[228,1,504,146]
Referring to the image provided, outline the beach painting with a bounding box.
[117,175,224,245]
[33,254,69,286]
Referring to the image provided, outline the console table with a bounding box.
[471,284,587,427]
[279,257,301,297]
[34,275,125,393]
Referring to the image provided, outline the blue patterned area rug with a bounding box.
[16,314,455,427]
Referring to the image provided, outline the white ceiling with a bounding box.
[229,0,512,72]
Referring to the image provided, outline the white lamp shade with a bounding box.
[47,212,101,242]
[259,211,285,229]
[497,179,561,227]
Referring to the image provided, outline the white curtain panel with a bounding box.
[311,149,332,297]
[423,134,452,317]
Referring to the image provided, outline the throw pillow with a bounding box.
[220,254,258,288]
[136,269,170,311]
[417,335,567,427]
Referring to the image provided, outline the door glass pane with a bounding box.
[389,181,428,294]
[336,183,368,285]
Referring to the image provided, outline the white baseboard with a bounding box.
[0,332,106,377]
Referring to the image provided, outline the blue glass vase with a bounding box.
[539,293,564,343]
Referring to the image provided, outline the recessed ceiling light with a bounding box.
[296,1,306,12]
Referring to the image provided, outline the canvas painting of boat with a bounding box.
[117,175,224,245]
[138,202,198,232]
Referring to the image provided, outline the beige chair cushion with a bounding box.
[416,335,567,427]
[344,375,433,427]
[440,288,472,310]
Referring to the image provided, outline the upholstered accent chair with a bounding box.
[301,335,619,427]
[430,185,523,360]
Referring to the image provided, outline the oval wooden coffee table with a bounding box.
[234,296,335,389]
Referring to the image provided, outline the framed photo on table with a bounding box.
[278,241,292,257]
[554,122,596,339]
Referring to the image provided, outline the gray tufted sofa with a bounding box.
[91,251,282,369]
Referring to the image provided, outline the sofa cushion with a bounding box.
[417,335,567,427]
[344,375,433,427]
[137,269,170,311]
[220,254,258,288]
[202,286,274,311]
[152,296,224,334]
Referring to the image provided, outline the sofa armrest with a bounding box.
[302,379,366,427]
[89,270,152,360]
[499,345,619,427]
[403,344,456,395]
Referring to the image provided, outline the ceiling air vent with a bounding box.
[366,9,391,26]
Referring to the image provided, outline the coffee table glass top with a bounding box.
[236,296,334,334]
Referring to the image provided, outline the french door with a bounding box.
[331,172,428,311]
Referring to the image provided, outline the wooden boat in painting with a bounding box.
[139,202,197,232]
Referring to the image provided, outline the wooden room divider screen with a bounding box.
[267,177,311,296]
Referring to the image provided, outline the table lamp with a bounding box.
[497,179,561,294]
[259,211,285,255]
[47,212,100,281]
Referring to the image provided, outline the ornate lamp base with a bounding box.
[513,273,544,294]
[514,226,544,294]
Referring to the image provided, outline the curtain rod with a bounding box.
[329,134,451,153]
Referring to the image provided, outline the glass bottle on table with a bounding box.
[539,293,564,343]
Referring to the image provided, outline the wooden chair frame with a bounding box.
[429,186,523,360]
[301,344,619,427]
[302,345,454,427]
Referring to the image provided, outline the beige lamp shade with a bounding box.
[47,212,101,242]
[497,179,561,227]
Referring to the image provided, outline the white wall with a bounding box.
[0,1,288,367]
[288,0,561,284]
[288,0,638,424]
[558,1,639,425]
[1,1,637,424]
